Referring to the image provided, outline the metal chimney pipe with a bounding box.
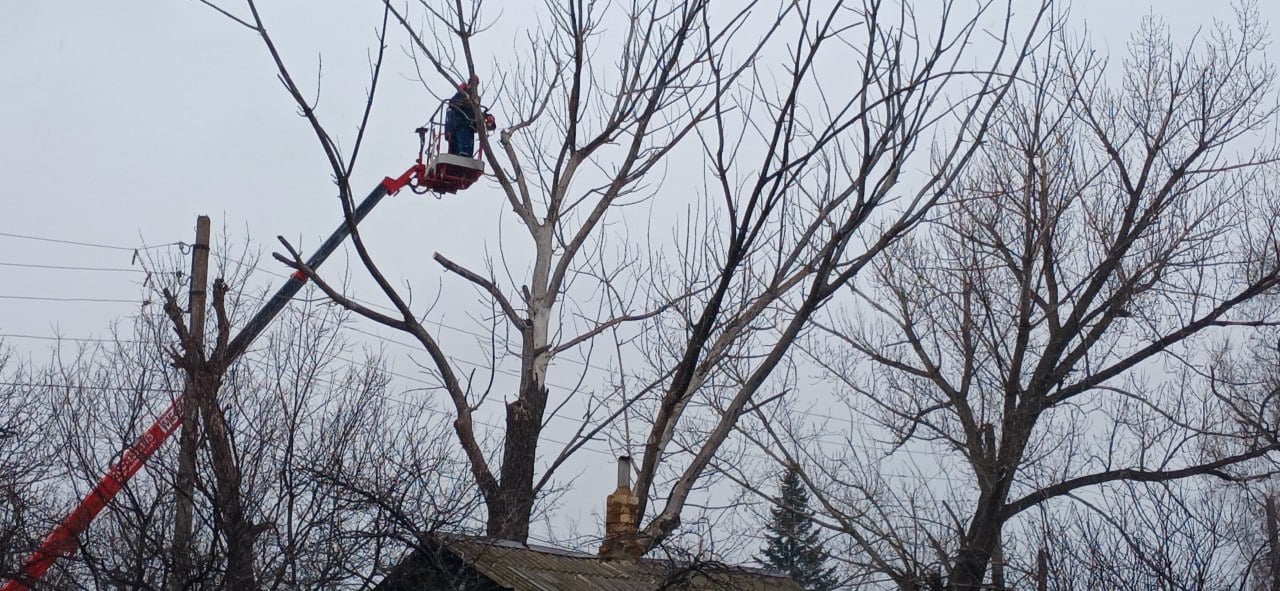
[616,455,632,489]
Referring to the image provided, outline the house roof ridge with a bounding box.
[376,532,807,591]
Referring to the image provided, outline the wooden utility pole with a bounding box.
[1266,494,1280,591]
[169,215,210,590]
[1035,546,1048,591]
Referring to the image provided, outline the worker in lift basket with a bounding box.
[445,75,482,157]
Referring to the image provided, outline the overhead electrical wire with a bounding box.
[0,329,955,470]
[0,263,964,480]
[0,247,922,461]
[0,295,143,304]
[0,230,182,252]
[2,366,968,487]
[0,334,133,344]
[0,261,145,273]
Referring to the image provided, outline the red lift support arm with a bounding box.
[2,169,422,591]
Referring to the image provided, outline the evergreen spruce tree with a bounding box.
[759,464,840,591]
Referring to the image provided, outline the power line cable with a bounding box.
[0,262,905,448]
[0,362,967,484]
[3,303,894,453]
[0,295,144,304]
[0,261,145,273]
[0,334,132,343]
[0,381,182,394]
[0,252,622,379]
[0,230,181,252]
[0,241,972,479]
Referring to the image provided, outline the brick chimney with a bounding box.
[598,455,642,560]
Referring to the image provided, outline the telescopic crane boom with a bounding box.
[2,163,435,591]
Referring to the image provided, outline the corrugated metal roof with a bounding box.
[443,538,805,591]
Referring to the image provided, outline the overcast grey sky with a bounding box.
[2,0,1278,548]
[3,0,1275,349]
[2,0,1275,345]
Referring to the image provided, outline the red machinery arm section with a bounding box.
[2,397,183,591]
[2,166,426,591]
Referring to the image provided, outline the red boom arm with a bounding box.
[2,165,426,590]
[2,397,183,591]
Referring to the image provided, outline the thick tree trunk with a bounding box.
[193,371,258,590]
[948,490,1006,590]
[480,225,558,542]
[949,424,1027,591]
[485,304,551,541]
[485,383,548,541]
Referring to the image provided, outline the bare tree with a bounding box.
[1008,481,1261,591]
[620,0,1051,553]
[793,5,1280,589]
[197,0,1052,552]
[1204,292,1280,590]
[159,262,261,588]
[731,406,960,590]
[4,241,481,591]
[0,349,63,588]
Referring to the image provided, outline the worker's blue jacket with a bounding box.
[446,90,479,132]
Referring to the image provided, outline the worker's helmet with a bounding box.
[460,74,480,91]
